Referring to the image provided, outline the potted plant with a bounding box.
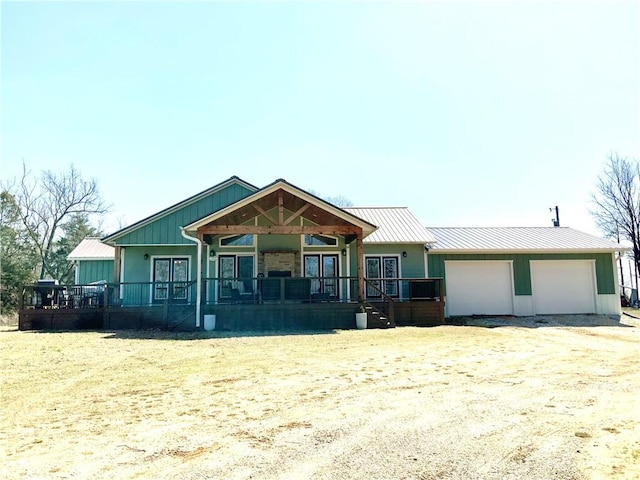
[356,303,367,330]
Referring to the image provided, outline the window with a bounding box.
[153,257,189,302]
[365,256,399,298]
[220,234,254,247]
[304,234,337,246]
[304,254,339,297]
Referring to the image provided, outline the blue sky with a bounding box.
[2,1,638,236]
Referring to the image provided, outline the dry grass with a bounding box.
[0,314,18,327]
[1,320,639,479]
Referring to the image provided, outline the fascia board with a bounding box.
[427,248,630,254]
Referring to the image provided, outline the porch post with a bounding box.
[113,246,121,284]
[356,231,364,303]
[113,246,122,303]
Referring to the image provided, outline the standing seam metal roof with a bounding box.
[426,227,627,252]
[67,238,115,260]
[344,207,436,244]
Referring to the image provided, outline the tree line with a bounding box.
[1,163,108,313]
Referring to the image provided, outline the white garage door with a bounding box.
[445,261,514,316]
[530,260,596,314]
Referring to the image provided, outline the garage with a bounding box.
[445,261,514,316]
[530,260,596,314]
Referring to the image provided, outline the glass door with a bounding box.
[219,255,254,300]
[153,257,189,303]
[366,257,381,298]
[304,254,339,298]
[322,255,338,298]
[365,256,399,298]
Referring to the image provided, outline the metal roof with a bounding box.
[67,238,115,260]
[344,207,436,244]
[427,227,628,253]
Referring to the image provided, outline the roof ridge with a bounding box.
[427,226,572,229]
[345,206,408,209]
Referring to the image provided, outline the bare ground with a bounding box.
[1,314,639,479]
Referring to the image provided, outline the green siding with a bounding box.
[428,253,615,295]
[347,244,426,278]
[77,260,114,284]
[115,183,254,245]
[123,246,198,283]
[258,234,300,252]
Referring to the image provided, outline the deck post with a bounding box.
[356,230,364,303]
[113,246,122,302]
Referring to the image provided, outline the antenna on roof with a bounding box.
[549,206,560,227]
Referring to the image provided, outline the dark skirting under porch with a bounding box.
[19,300,445,332]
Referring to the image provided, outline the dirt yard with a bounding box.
[1,315,639,480]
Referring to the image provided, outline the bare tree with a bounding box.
[4,162,109,280]
[306,189,354,207]
[591,153,640,280]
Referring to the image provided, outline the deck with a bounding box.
[18,278,445,331]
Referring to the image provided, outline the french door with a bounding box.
[365,256,399,298]
[219,255,254,299]
[304,254,339,298]
[153,257,189,303]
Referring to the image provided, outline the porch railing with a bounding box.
[20,277,443,309]
[202,276,358,305]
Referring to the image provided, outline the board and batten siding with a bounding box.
[427,253,616,296]
[115,183,254,245]
[77,260,114,285]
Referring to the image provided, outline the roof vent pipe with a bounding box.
[550,206,560,227]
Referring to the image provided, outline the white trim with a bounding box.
[345,246,351,302]
[148,254,194,307]
[180,228,202,328]
[363,254,403,299]
[68,256,115,261]
[429,248,626,255]
[596,294,621,315]
[424,248,429,278]
[303,251,342,298]
[216,252,257,301]
[304,233,339,247]
[109,243,196,248]
[219,234,255,248]
[119,249,125,300]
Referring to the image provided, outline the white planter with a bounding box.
[204,314,216,331]
[355,312,367,330]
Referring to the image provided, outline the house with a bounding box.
[19,176,627,331]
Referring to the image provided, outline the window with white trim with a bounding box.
[220,234,254,247]
[153,257,189,302]
[304,254,339,297]
[365,256,399,298]
[304,234,338,246]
